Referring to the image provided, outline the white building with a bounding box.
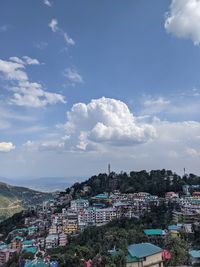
[70,199,89,212]
[45,234,59,249]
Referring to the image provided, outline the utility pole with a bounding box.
[108,163,111,175]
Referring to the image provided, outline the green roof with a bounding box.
[22,240,34,245]
[25,260,48,267]
[23,246,37,254]
[28,226,38,230]
[127,243,162,262]
[144,229,165,236]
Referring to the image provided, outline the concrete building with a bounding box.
[59,233,68,247]
[63,223,78,234]
[95,207,116,225]
[45,234,59,249]
[70,199,89,212]
[0,249,17,266]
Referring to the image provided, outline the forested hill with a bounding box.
[66,170,200,198]
[0,182,52,221]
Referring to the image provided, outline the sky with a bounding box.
[0,0,200,179]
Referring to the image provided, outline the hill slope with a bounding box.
[0,182,52,221]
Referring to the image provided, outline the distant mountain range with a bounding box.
[0,177,81,192]
[0,181,52,221]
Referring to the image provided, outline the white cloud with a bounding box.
[165,0,200,45]
[44,0,52,7]
[49,19,58,32]
[48,18,75,46]
[22,56,40,65]
[64,68,83,85]
[0,57,66,108]
[0,142,15,152]
[63,97,156,150]
[186,147,200,157]
[143,97,170,114]
[63,33,75,46]
[9,56,40,65]
[0,59,27,81]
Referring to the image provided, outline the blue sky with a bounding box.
[0,0,200,179]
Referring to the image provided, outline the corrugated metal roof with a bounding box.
[168,225,178,231]
[144,229,165,235]
[25,260,49,267]
[128,243,162,259]
[189,250,200,258]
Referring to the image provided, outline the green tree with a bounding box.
[165,236,188,266]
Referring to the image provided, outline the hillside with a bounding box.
[0,182,52,221]
[66,169,200,198]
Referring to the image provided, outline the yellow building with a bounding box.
[49,225,57,234]
[126,243,163,267]
[193,192,200,200]
[11,238,22,252]
[63,223,78,234]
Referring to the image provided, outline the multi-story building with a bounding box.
[49,225,58,234]
[45,234,59,249]
[95,207,116,225]
[0,249,9,266]
[63,223,78,235]
[0,249,17,266]
[70,199,89,212]
[59,233,68,246]
[193,192,200,201]
[78,207,96,228]
[11,237,22,252]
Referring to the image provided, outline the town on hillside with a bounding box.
[1,171,200,266]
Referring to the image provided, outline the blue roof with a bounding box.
[168,225,178,231]
[189,250,200,258]
[0,244,8,249]
[128,243,162,260]
[94,193,109,199]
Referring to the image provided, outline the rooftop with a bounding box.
[189,250,200,258]
[25,260,49,267]
[168,225,178,231]
[127,243,162,263]
[23,246,37,254]
[144,229,166,236]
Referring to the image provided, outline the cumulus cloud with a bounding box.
[64,68,84,85]
[44,0,52,7]
[0,57,65,107]
[165,0,200,45]
[0,142,15,152]
[48,18,75,46]
[63,97,156,150]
